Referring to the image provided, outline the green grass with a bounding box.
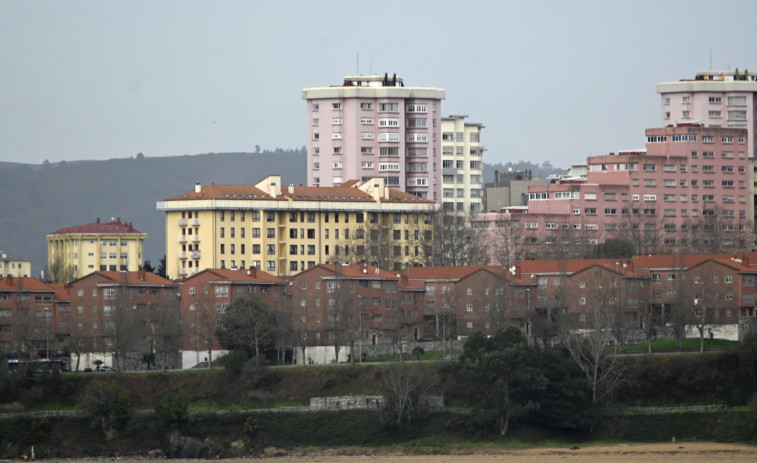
[365,349,461,363]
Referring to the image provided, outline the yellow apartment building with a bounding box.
[157,175,437,279]
[0,251,31,278]
[45,218,148,282]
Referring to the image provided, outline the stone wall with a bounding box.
[309,395,444,411]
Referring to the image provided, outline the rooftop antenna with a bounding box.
[356,52,359,75]
[709,48,712,70]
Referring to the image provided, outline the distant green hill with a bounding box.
[0,149,307,277]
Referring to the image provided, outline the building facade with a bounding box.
[473,124,751,262]
[440,115,485,214]
[657,69,757,223]
[0,275,57,358]
[289,262,407,364]
[158,175,437,279]
[302,74,446,201]
[178,267,286,369]
[1,251,31,278]
[657,69,757,158]
[62,269,180,371]
[45,218,147,282]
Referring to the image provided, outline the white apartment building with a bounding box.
[441,115,485,214]
[302,74,446,201]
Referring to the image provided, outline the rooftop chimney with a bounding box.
[195,181,201,193]
[288,184,294,194]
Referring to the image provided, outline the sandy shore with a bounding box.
[243,443,756,462]
[50,443,757,463]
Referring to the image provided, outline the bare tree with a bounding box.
[379,363,438,427]
[47,260,76,284]
[189,289,218,369]
[433,210,488,266]
[102,275,139,372]
[485,214,524,268]
[560,293,625,404]
[216,295,278,367]
[153,300,182,371]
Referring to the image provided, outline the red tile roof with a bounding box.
[71,270,176,286]
[404,266,485,281]
[165,180,433,204]
[0,275,56,292]
[49,218,143,235]
[309,262,400,279]
[182,267,284,284]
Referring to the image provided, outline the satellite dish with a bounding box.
[508,266,516,275]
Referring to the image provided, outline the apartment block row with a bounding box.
[5,251,757,369]
[472,124,753,261]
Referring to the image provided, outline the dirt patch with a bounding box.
[56,442,757,462]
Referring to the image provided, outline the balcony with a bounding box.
[177,252,187,260]
[190,218,200,226]
[178,235,187,243]
[191,236,201,243]
[191,251,201,259]
[177,218,188,227]
[178,268,188,276]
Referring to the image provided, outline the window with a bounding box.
[406,104,427,112]
[379,132,400,142]
[360,132,374,139]
[379,102,398,112]
[728,96,746,106]
[379,118,399,127]
[407,118,426,127]
[406,133,428,142]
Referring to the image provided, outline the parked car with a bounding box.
[97,365,116,372]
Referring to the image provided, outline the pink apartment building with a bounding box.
[657,69,757,157]
[302,74,445,201]
[472,124,751,261]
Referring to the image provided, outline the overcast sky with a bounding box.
[1,0,755,168]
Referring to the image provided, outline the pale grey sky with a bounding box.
[1,0,755,168]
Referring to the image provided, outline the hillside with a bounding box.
[0,149,307,276]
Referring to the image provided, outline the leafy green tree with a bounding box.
[78,381,131,436]
[216,296,278,367]
[156,255,167,278]
[458,327,547,436]
[530,347,594,430]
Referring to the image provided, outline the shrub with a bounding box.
[155,389,188,427]
[78,381,131,436]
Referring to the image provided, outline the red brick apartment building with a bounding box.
[0,275,57,358]
[178,267,286,369]
[62,269,180,371]
[288,262,405,364]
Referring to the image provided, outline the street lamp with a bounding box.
[526,288,531,339]
[44,307,50,359]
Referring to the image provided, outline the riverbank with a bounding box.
[43,443,757,462]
